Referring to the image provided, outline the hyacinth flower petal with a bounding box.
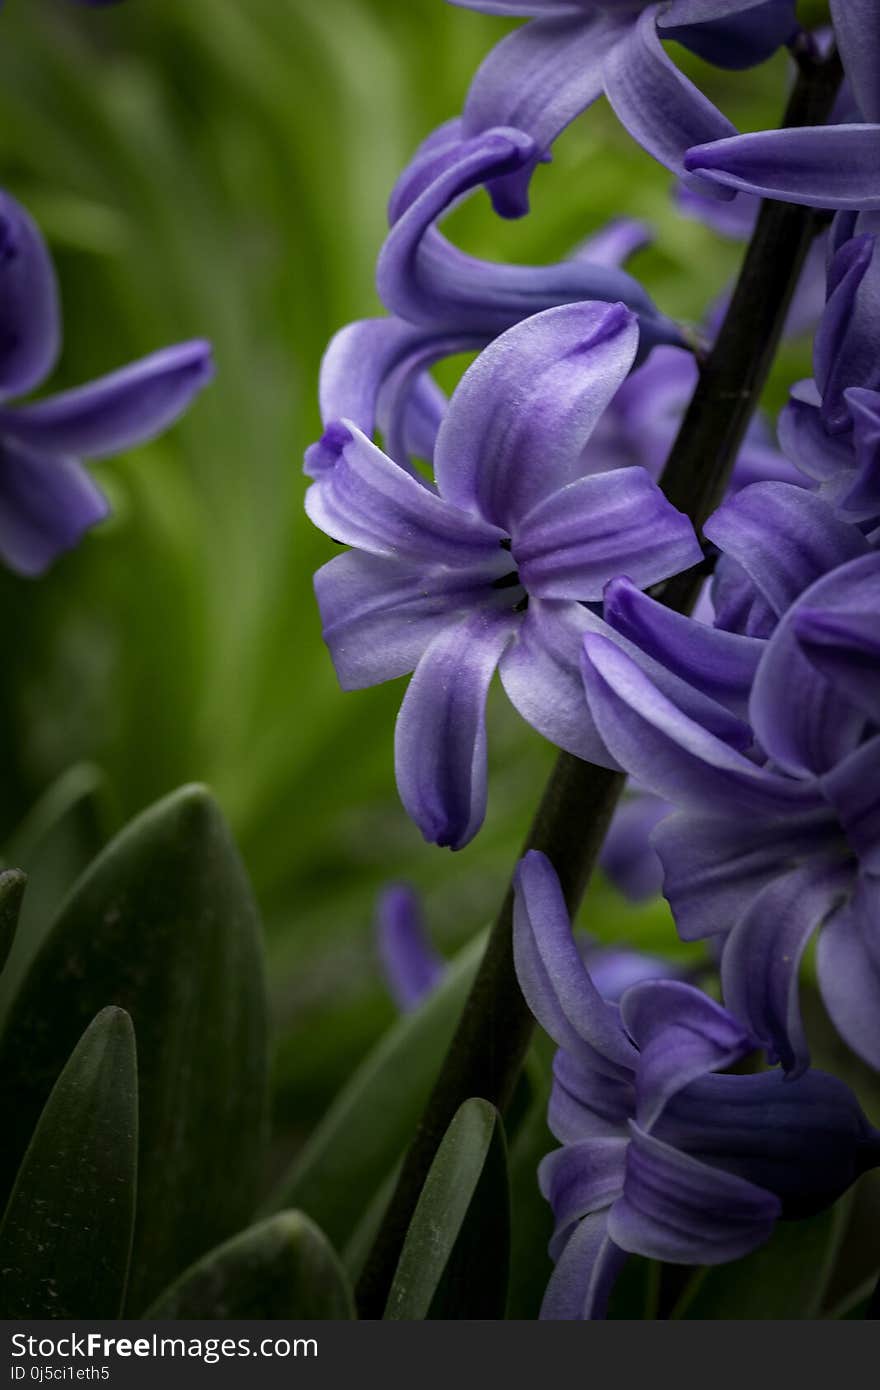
[684,126,880,211]
[598,792,666,903]
[394,609,517,850]
[376,884,445,1012]
[539,1140,628,1257]
[621,980,753,1130]
[749,552,878,777]
[433,301,639,528]
[513,850,636,1066]
[575,218,653,269]
[0,192,60,399]
[608,1124,780,1265]
[777,387,854,485]
[603,8,737,187]
[703,482,870,620]
[829,0,880,124]
[498,600,623,766]
[379,129,672,339]
[459,15,625,217]
[313,550,509,690]
[540,1210,628,1321]
[581,633,817,817]
[795,608,880,725]
[513,468,701,601]
[660,0,797,70]
[0,342,214,459]
[603,576,762,716]
[821,736,880,874]
[817,874,880,1071]
[448,0,584,14]
[813,234,880,431]
[654,808,836,942]
[304,422,504,565]
[721,857,851,1076]
[0,443,109,576]
[845,386,880,513]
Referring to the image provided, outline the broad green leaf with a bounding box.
[0,870,25,977]
[0,764,112,1021]
[0,784,268,1314]
[385,1098,509,1320]
[675,1202,850,1320]
[0,1007,137,1318]
[145,1211,355,1319]
[266,930,485,1247]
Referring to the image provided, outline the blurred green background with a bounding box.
[0,0,813,1164]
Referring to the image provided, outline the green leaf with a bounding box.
[266,930,485,1247]
[0,1007,137,1319]
[675,1202,850,1320]
[145,1211,355,1319]
[0,764,112,1022]
[0,784,268,1315]
[384,1098,509,1320]
[0,869,26,977]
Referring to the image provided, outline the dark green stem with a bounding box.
[356,45,842,1319]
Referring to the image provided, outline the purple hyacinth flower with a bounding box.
[307,300,701,850]
[306,128,680,479]
[684,2,880,210]
[779,215,880,519]
[581,480,880,1073]
[376,883,446,1012]
[599,789,667,902]
[0,193,213,576]
[447,1,797,216]
[513,850,880,1320]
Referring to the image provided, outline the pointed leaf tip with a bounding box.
[0,1006,138,1319]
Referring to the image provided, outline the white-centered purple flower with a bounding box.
[685,1,880,210]
[580,480,880,1074]
[0,192,213,576]
[514,850,880,1320]
[446,0,798,217]
[307,300,701,850]
[306,127,680,480]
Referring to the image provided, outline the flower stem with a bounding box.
[356,44,842,1319]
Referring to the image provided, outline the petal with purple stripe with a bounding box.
[394,608,516,849]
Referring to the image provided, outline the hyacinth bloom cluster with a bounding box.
[446,0,798,217]
[307,299,701,850]
[0,192,212,575]
[582,482,880,1074]
[514,852,880,1320]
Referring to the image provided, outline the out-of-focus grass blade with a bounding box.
[0,870,26,977]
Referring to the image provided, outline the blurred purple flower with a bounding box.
[0,192,213,576]
[447,1,798,216]
[307,301,701,850]
[376,883,446,1012]
[581,481,880,1073]
[685,1,880,209]
[514,850,880,1320]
